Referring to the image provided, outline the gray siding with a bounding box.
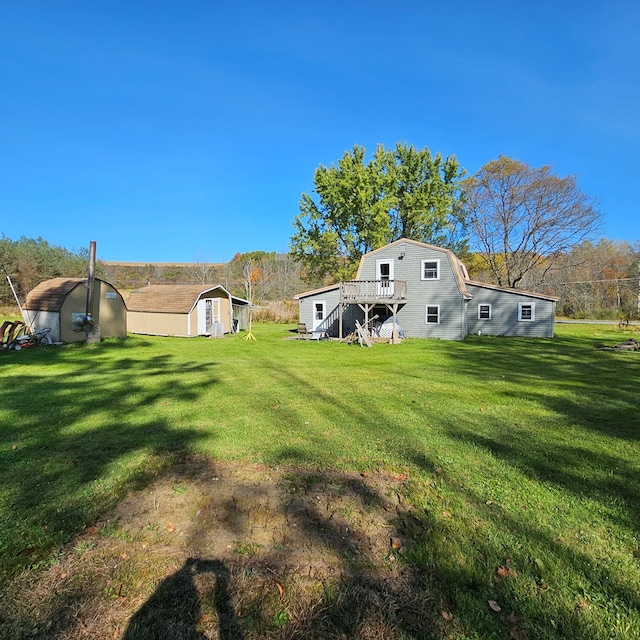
[295,239,556,341]
[357,243,467,340]
[299,287,342,335]
[466,284,555,338]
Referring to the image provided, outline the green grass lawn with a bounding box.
[1,323,639,639]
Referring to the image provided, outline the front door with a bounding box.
[376,259,394,297]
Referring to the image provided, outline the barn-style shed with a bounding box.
[125,284,251,337]
[22,277,127,343]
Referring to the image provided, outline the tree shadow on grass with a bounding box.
[402,446,640,640]
[3,332,640,639]
[0,340,222,583]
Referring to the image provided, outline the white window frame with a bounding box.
[518,302,535,321]
[421,259,440,280]
[425,305,440,324]
[478,304,492,320]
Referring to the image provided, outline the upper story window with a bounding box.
[478,304,491,320]
[518,302,535,321]
[421,259,440,280]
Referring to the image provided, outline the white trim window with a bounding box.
[421,259,440,280]
[518,302,535,321]
[426,305,440,324]
[478,304,492,320]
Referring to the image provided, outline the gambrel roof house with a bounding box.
[126,284,251,337]
[294,239,558,340]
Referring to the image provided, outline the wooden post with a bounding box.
[391,303,399,344]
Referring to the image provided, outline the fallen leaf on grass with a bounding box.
[488,600,502,612]
[442,510,452,518]
[390,537,403,550]
[497,565,515,579]
[275,580,285,602]
[441,610,453,621]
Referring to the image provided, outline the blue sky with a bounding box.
[1,1,638,263]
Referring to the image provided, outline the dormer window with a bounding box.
[421,259,440,280]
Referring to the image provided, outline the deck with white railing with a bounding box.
[339,280,407,303]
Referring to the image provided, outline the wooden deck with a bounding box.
[339,280,407,303]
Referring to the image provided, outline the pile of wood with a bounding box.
[597,338,640,351]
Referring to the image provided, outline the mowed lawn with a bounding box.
[1,322,639,639]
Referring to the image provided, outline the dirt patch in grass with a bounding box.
[1,455,439,639]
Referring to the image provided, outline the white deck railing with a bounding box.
[340,280,407,301]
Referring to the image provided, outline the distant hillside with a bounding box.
[101,261,225,268]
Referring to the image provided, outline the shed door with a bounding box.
[197,298,220,334]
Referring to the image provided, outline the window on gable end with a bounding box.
[421,259,440,280]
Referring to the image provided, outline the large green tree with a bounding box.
[290,143,467,282]
[464,156,602,289]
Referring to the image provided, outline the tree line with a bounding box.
[0,237,308,309]
[2,144,638,319]
[2,235,637,321]
[0,235,90,307]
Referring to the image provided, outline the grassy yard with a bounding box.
[0,323,639,639]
